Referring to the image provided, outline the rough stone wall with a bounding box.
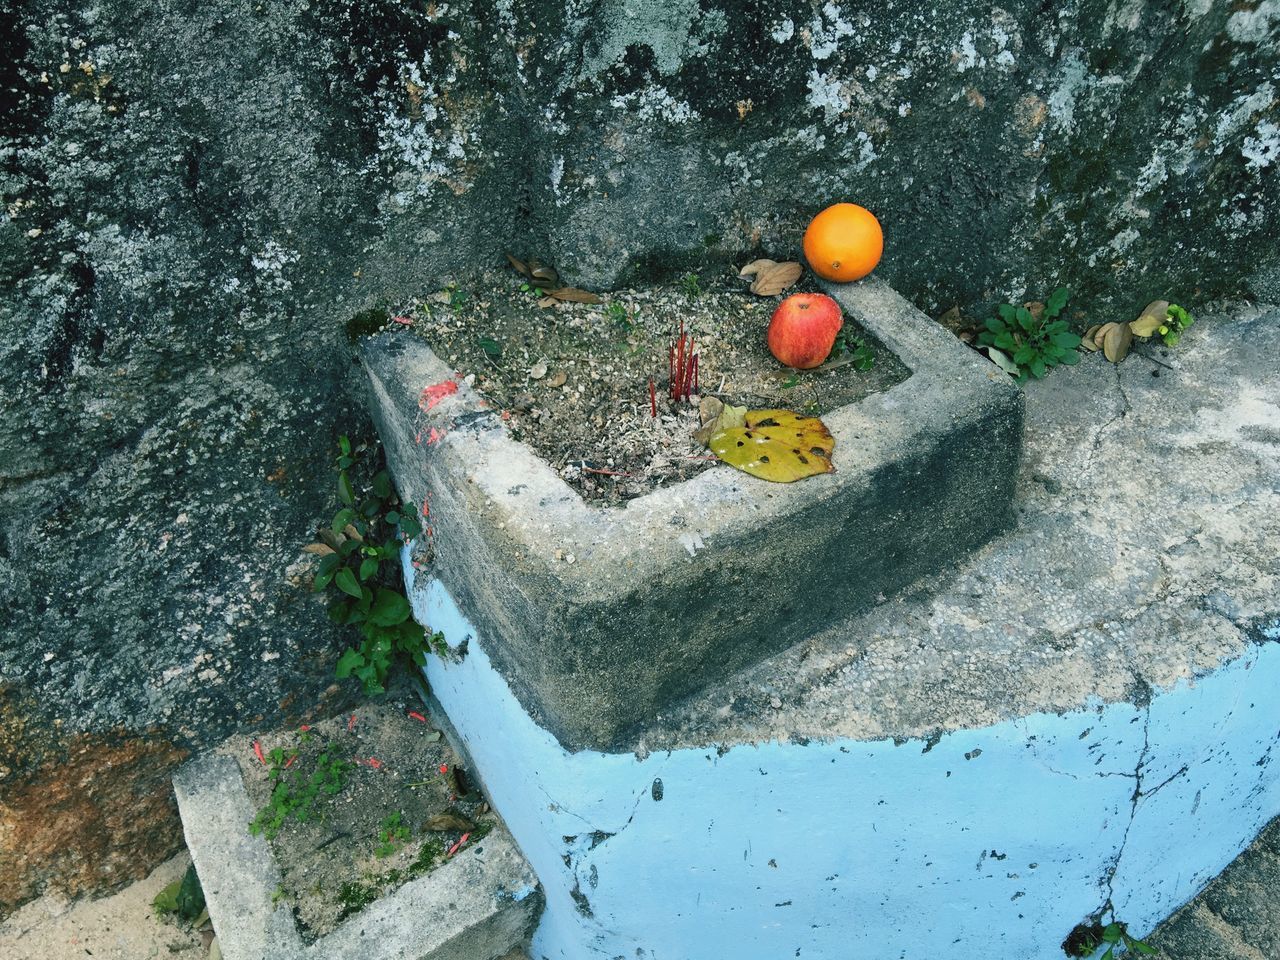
[530,0,1280,307]
[0,0,520,914]
[0,0,1275,915]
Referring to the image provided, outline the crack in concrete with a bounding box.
[1139,764,1190,800]
[1100,683,1152,914]
[1083,364,1133,476]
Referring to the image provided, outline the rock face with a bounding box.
[0,0,1275,916]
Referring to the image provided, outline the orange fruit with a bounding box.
[802,203,883,283]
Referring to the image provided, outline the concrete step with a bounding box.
[172,704,541,960]
[1149,816,1280,960]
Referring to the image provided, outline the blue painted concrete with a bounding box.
[405,558,1280,960]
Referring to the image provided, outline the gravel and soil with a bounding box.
[384,269,908,504]
[229,698,494,942]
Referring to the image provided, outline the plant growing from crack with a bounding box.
[309,436,439,695]
[1063,919,1156,959]
[978,286,1081,381]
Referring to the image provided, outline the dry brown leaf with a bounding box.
[1130,300,1169,338]
[342,523,363,542]
[1102,322,1133,363]
[529,261,559,289]
[1091,323,1117,350]
[1023,301,1045,321]
[546,370,568,388]
[424,811,476,832]
[505,253,530,277]
[738,258,777,279]
[936,306,964,332]
[750,261,803,296]
[692,396,726,446]
[548,286,602,304]
[1081,324,1102,351]
[303,543,336,556]
[536,296,558,309]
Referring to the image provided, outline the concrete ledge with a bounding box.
[362,277,1022,750]
[399,303,1279,959]
[173,754,541,960]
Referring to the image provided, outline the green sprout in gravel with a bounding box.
[978,286,1081,382]
[605,300,633,331]
[680,272,703,299]
[374,811,412,857]
[250,746,352,840]
[833,331,876,371]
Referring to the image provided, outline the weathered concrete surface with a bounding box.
[1,0,1276,915]
[174,752,541,960]
[0,853,205,960]
[400,301,1280,959]
[1149,815,1280,960]
[363,278,1021,750]
[653,302,1280,750]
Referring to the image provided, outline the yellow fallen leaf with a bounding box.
[709,409,835,483]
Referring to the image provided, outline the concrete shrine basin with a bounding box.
[361,278,1023,752]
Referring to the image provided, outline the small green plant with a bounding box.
[1159,303,1193,346]
[153,863,205,922]
[476,336,502,362]
[680,272,702,299]
[312,436,429,695]
[374,811,412,857]
[446,285,467,309]
[978,286,1081,382]
[336,879,380,919]
[249,745,352,839]
[605,300,632,330]
[833,331,876,371]
[1064,920,1156,959]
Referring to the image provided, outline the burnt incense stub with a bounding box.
[361,279,1023,751]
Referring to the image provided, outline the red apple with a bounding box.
[767,293,843,369]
